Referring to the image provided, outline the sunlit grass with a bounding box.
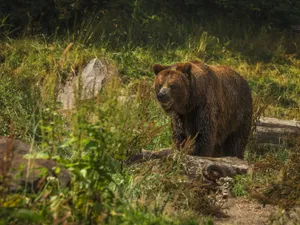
[1,15,300,223]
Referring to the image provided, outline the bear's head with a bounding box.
[153,62,193,114]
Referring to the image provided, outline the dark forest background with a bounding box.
[1,0,300,35]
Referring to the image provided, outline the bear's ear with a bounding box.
[153,64,165,75]
[176,63,192,76]
[184,63,192,75]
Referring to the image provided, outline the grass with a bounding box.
[0,13,300,224]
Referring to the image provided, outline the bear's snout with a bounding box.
[157,88,170,103]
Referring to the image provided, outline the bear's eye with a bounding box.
[157,84,162,89]
[170,84,176,89]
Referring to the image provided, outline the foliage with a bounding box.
[0,76,189,224]
[1,3,300,223]
[0,74,40,139]
[232,175,251,197]
[1,0,300,37]
[213,0,300,25]
[127,150,224,217]
[248,145,300,209]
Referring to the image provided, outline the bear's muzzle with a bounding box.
[157,87,171,103]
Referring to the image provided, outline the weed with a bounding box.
[1,8,300,224]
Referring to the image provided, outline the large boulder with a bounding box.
[0,136,70,192]
[57,58,117,110]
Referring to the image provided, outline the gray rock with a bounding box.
[57,58,116,110]
[81,58,107,99]
[57,78,75,110]
[0,136,71,192]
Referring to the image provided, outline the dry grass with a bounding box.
[127,149,226,218]
[247,138,300,209]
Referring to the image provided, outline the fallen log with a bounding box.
[126,117,300,183]
[254,117,300,145]
[126,148,249,183]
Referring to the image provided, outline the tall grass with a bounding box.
[1,10,300,224]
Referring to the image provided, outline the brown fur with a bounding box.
[153,60,252,159]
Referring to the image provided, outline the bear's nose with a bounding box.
[157,92,169,102]
[157,92,164,101]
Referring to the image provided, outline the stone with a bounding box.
[0,136,71,192]
[57,58,116,110]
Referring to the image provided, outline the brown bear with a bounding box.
[153,60,252,159]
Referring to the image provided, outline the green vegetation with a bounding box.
[1,1,300,224]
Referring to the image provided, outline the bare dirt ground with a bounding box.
[215,197,279,225]
[214,197,300,225]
